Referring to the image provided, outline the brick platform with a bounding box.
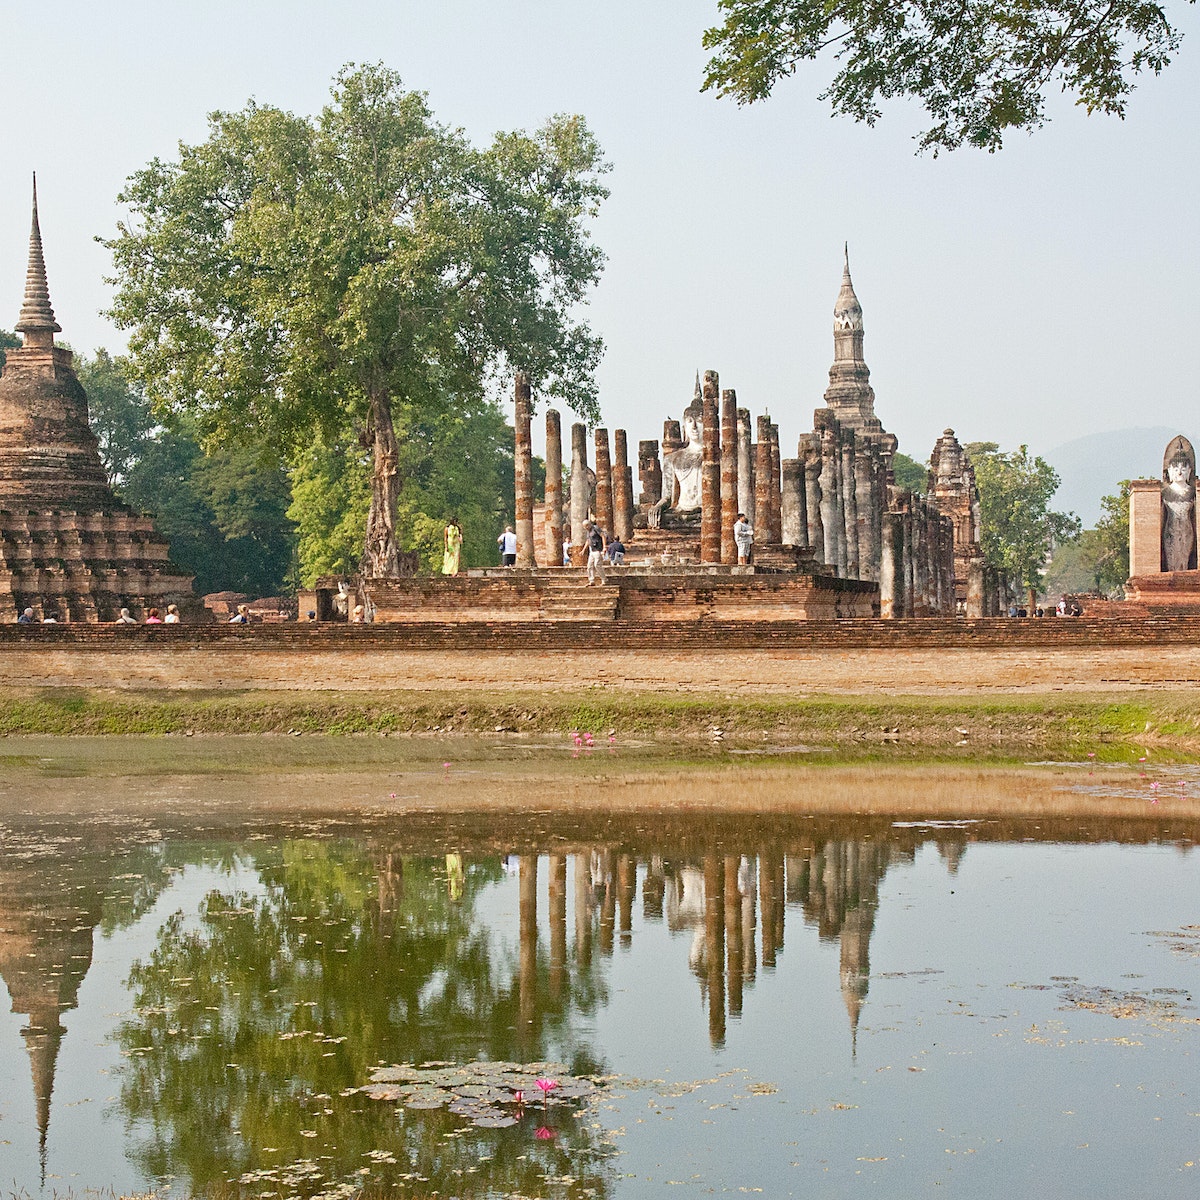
[2,614,1199,694]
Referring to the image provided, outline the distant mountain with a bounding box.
[1044,427,1178,526]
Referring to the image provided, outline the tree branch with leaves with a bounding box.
[702,1,1192,151]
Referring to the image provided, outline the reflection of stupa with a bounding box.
[0,847,104,1180]
[0,176,194,620]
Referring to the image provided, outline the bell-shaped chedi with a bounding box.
[0,177,194,620]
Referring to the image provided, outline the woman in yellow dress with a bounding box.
[442,518,463,575]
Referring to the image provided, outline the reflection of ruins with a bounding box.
[509,840,914,1049]
[0,839,107,1180]
[2,812,1194,1190]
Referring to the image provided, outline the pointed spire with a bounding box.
[834,242,862,332]
[15,174,61,340]
[693,369,701,402]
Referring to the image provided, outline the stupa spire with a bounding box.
[833,242,863,333]
[15,174,61,343]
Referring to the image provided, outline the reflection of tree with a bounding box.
[115,840,612,1197]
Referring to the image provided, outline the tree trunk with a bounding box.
[363,387,403,577]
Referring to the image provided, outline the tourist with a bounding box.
[116,607,138,624]
[145,607,162,624]
[17,607,34,624]
[306,610,317,621]
[41,611,58,624]
[585,521,606,585]
[229,603,250,624]
[562,536,571,567]
[497,525,517,566]
[442,518,463,575]
[350,604,365,623]
[1057,596,1067,616]
[733,513,753,564]
[607,535,625,565]
[164,604,181,624]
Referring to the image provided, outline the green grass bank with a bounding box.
[3,687,1199,763]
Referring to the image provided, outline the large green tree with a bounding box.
[287,393,516,585]
[0,327,18,370]
[967,441,1080,603]
[702,1,1192,152]
[76,351,297,596]
[107,64,608,577]
[1042,480,1131,596]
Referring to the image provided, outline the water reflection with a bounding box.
[0,809,1195,1196]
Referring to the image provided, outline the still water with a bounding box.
[0,756,1196,1199]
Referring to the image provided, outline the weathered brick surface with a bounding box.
[2,615,1200,693]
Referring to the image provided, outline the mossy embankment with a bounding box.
[2,687,1199,763]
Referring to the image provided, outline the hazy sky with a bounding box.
[2,0,1197,474]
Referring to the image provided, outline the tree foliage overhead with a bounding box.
[702,1,1193,152]
[106,63,609,576]
[966,441,1080,591]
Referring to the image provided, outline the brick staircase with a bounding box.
[537,575,620,621]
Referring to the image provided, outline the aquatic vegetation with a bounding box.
[364,1060,598,1129]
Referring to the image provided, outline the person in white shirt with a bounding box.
[733,513,754,564]
[497,525,518,566]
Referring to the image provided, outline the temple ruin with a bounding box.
[0,179,193,621]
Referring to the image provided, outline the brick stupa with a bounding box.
[0,178,193,620]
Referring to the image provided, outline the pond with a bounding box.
[0,741,1197,1199]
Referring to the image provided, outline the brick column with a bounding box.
[594,428,613,540]
[800,433,823,563]
[544,408,563,566]
[879,510,902,618]
[513,372,536,567]
[768,423,782,545]
[817,417,841,575]
[612,429,633,541]
[737,408,754,521]
[855,440,876,581]
[701,370,721,563]
[720,389,739,563]
[569,422,589,550]
[639,440,662,506]
[966,558,984,618]
[781,458,803,547]
[754,414,772,547]
[1129,479,1161,576]
[840,428,858,579]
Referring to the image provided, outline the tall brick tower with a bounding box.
[0,177,194,620]
[822,245,882,436]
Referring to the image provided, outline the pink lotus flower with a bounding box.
[513,1090,524,1106]
[536,1126,556,1140]
[535,1077,558,1106]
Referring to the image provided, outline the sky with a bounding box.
[2,0,1197,479]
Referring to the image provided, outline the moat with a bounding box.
[0,741,1196,1198]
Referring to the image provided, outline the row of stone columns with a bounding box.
[878,489,957,617]
[634,374,780,565]
[799,409,894,582]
